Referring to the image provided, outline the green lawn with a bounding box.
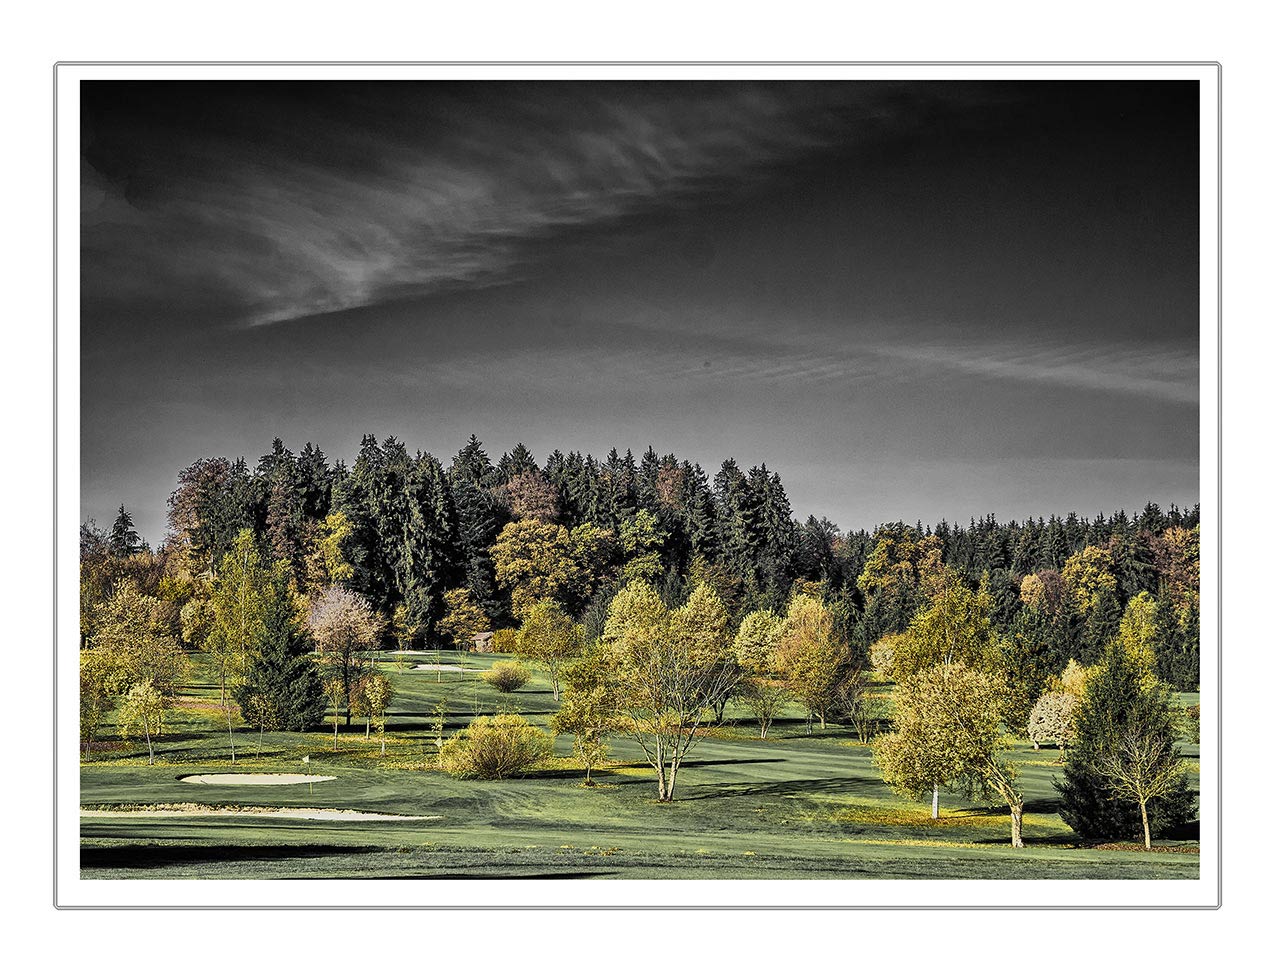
[79,652,1200,880]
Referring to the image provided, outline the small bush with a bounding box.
[482,660,532,693]
[438,714,552,779]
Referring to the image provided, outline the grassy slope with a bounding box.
[80,652,1200,880]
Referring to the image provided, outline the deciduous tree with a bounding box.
[875,662,1027,845]
[491,519,581,616]
[360,673,393,754]
[438,587,491,650]
[309,585,382,727]
[552,644,619,784]
[515,599,582,699]
[773,594,847,730]
[732,609,785,674]
[602,580,738,801]
[118,679,167,764]
[1090,725,1188,850]
[1027,690,1078,760]
[205,529,275,704]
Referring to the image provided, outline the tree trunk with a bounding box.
[1140,800,1152,851]
[931,784,940,819]
[143,718,153,765]
[226,706,236,763]
[1009,799,1025,848]
[653,738,669,801]
[365,717,371,739]
[818,708,826,730]
[333,715,339,749]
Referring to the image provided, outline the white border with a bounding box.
[55,61,1221,908]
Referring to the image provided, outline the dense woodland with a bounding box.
[81,434,1201,691]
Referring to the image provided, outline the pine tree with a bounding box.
[234,576,324,732]
[1055,641,1196,842]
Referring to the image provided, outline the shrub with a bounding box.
[482,660,532,693]
[490,628,521,654]
[438,714,552,779]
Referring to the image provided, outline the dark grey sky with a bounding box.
[81,80,1199,546]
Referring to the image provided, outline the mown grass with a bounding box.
[79,651,1200,880]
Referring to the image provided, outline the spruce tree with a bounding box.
[108,504,143,556]
[1055,641,1196,842]
[234,578,325,732]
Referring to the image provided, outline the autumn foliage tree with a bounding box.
[552,644,619,784]
[515,599,582,699]
[490,519,581,616]
[601,580,738,801]
[732,609,789,739]
[437,587,491,650]
[118,679,167,765]
[204,529,276,704]
[772,593,847,731]
[352,672,393,753]
[875,662,1027,846]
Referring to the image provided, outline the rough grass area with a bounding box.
[80,651,1200,880]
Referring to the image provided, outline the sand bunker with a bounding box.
[412,663,481,672]
[81,804,438,822]
[179,773,336,785]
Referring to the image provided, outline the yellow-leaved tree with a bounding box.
[601,580,737,801]
[772,594,847,731]
[874,662,1027,846]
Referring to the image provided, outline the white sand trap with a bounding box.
[81,804,439,822]
[412,663,481,672]
[179,773,336,785]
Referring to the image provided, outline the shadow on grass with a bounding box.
[80,844,383,870]
[525,756,780,782]
[689,774,884,801]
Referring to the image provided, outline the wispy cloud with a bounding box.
[864,339,1199,405]
[83,83,918,327]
